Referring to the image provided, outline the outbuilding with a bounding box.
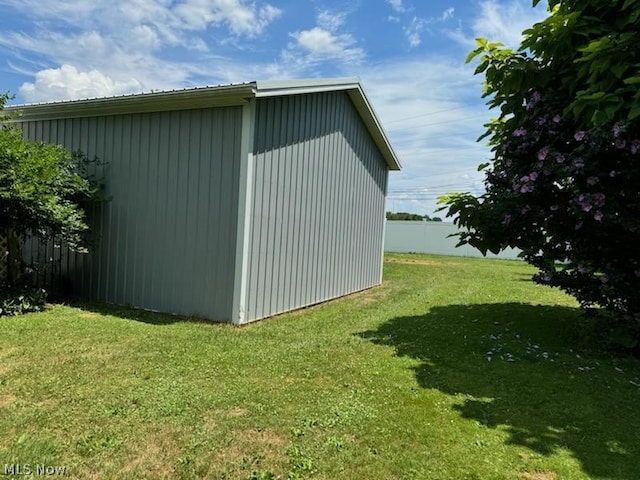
[9,78,400,324]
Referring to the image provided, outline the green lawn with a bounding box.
[1,253,639,479]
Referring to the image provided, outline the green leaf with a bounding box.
[629,103,640,120]
[477,162,491,172]
[623,76,640,85]
[474,61,489,75]
[611,64,628,80]
[465,47,484,64]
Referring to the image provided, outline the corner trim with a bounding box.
[230,100,256,324]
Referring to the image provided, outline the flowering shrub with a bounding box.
[440,0,640,347]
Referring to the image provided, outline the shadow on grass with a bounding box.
[358,303,640,479]
[62,298,224,326]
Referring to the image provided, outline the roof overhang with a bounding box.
[5,78,401,170]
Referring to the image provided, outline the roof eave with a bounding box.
[5,83,257,122]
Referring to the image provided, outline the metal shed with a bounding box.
[9,78,401,324]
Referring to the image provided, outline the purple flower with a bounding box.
[578,264,587,274]
[553,114,562,123]
[574,131,586,141]
[521,205,531,214]
[631,140,640,154]
[537,147,548,161]
[593,193,605,207]
[581,203,593,212]
[573,158,584,171]
[615,138,626,149]
[600,274,609,283]
[521,175,530,183]
[555,153,565,164]
[541,272,553,283]
[526,92,541,110]
[543,168,552,176]
[535,117,547,126]
[505,159,513,167]
[550,204,559,211]
[586,176,598,186]
[529,172,538,181]
[513,127,527,137]
[613,124,623,138]
[520,184,534,193]
[594,210,603,221]
[502,214,513,226]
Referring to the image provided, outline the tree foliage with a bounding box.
[1,92,102,287]
[386,212,443,221]
[439,0,640,343]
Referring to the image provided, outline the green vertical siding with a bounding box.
[245,91,388,322]
[21,106,243,321]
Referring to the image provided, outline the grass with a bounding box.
[1,253,639,479]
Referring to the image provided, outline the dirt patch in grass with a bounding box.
[0,347,19,375]
[116,426,181,479]
[237,427,287,447]
[385,256,457,267]
[519,470,558,480]
[0,393,16,407]
[347,284,395,307]
[227,407,248,417]
[210,427,288,477]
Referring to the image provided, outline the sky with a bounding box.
[0,0,548,217]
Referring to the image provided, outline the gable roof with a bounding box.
[6,78,401,170]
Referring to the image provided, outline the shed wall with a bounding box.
[244,91,388,321]
[21,107,243,320]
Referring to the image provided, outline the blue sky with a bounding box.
[0,0,547,216]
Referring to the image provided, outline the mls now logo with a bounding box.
[4,464,67,476]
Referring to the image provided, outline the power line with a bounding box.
[388,112,490,131]
[384,104,472,124]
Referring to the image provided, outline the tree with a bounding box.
[386,212,427,221]
[439,0,640,345]
[1,92,101,289]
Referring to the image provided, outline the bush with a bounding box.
[0,284,47,316]
[439,0,640,347]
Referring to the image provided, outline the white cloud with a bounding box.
[129,25,162,51]
[0,0,282,50]
[20,65,142,102]
[285,10,365,68]
[386,0,406,13]
[442,7,455,21]
[472,0,547,48]
[317,10,346,31]
[290,28,363,62]
[173,0,282,37]
[404,17,425,48]
[398,7,456,49]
